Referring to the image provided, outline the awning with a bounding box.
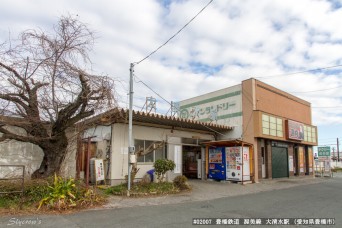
[202,139,253,147]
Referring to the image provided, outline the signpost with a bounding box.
[316,147,331,177]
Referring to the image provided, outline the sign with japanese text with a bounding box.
[94,159,105,181]
[174,145,181,173]
[318,147,330,157]
[289,155,294,172]
[286,120,304,141]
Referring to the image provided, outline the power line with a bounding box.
[134,0,214,65]
[133,74,228,137]
[317,144,337,146]
[312,106,342,109]
[133,74,171,106]
[320,137,342,140]
[290,85,342,94]
[254,64,342,79]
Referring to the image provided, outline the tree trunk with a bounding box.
[32,134,69,179]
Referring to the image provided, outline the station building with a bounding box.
[179,78,318,182]
[1,78,317,184]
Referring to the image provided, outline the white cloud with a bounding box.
[0,0,342,139]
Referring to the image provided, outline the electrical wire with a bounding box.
[133,74,173,106]
[312,106,342,109]
[133,74,229,137]
[254,64,342,79]
[134,0,214,65]
[290,85,342,94]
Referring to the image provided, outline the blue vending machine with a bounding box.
[208,147,226,180]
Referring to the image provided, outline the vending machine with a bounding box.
[208,147,226,180]
[225,147,250,181]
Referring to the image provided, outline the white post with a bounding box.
[128,63,135,195]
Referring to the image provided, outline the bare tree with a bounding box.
[0,15,117,178]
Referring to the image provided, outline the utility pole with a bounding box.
[127,63,135,196]
[337,138,340,162]
[332,147,335,158]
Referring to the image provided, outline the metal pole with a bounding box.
[127,63,134,195]
[86,137,91,188]
[337,138,340,162]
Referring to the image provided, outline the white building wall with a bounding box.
[179,84,243,140]
[110,123,214,184]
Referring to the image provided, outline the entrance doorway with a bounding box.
[79,142,97,180]
[182,146,201,179]
[272,146,289,178]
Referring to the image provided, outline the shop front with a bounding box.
[260,139,314,179]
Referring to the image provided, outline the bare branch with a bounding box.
[0,14,117,178]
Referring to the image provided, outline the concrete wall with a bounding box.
[0,138,43,178]
[179,85,243,139]
[0,126,78,179]
[110,123,214,185]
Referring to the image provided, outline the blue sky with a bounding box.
[0,0,341,148]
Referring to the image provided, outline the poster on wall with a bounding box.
[287,120,304,141]
[174,145,181,173]
[324,160,331,172]
[299,147,304,173]
[94,159,105,181]
[308,148,313,173]
[289,156,294,172]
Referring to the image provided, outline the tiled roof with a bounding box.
[84,108,233,133]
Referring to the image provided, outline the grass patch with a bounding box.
[0,177,107,214]
[106,182,185,197]
[0,179,49,211]
[0,195,22,209]
[331,167,342,172]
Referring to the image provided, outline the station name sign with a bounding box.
[317,146,330,157]
[286,120,304,141]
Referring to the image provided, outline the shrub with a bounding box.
[154,159,176,182]
[38,174,77,210]
[173,175,191,190]
[38,174,105,210]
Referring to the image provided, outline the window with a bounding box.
[262,114,270,135]
[262,114,283,137]
[304,126,316,143]
[135,139,165,163]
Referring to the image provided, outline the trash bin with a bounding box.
[147,169,155,182]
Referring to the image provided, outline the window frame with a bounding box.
[262,113,283,138]
[135,139,165,163]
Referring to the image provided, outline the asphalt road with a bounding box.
[1,176,341,228]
